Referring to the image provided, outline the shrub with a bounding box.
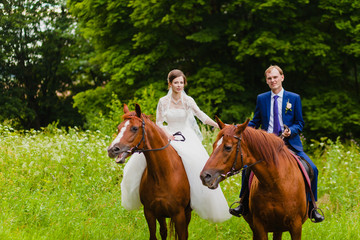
[302,91,360,141]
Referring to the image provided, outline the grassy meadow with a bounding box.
[0,124,359,239]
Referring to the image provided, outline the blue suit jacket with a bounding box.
[248,90,304,151]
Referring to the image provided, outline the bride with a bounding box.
[121,69,231,223]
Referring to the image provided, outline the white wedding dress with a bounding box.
[121,91,231,223]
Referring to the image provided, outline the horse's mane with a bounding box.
[241,126,286,166]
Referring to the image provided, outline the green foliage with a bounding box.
[309,137,360,213]
[0,0,105,129]
[73,86,114,117]
[68,0,250,122]
[0,124,124,239]
[73,84,163,135]
[0,125,359,239]
[66,0,360,142]
[319,0,360,58]
[302,91,360,140]
[1,0,360,142]
[127,84,165,116]
[189,65,247,121]
[73,90,123,136]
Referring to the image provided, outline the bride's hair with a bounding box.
[167,69,188,88]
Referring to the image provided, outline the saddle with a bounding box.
[291,151,314,182]
[280,125,314,182]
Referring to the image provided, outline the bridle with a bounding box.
[220,130,264,178]
[127,117,185,154]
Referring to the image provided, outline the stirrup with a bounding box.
[309,207,325,223]
[229,201,241,209]
[229,201,243,217]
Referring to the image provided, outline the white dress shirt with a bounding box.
[268,88,284,133]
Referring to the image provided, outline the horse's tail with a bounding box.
[169,219,177,240]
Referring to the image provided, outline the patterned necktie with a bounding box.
[273,95,281,136]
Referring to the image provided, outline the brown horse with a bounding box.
[107,104,191,240]
[200,117,308,240]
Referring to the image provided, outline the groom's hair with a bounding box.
[264,65,284,77]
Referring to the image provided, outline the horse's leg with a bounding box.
[158,217,167,240]
[289,222,303,240]
[253,231,268,240]
[252,221,268,240]
[185,205,192,230]
[173,211,188,240]
[144,208,157,240]
[273,232,282,240]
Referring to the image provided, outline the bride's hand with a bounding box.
[167,133,175,141]
[212,123,219,131]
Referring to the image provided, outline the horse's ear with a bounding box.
[236,118,250,134]
[124,104,129,114]
[135,103,142,118]
[215,116,225,129]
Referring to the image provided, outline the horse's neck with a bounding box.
[253,152,300,192]
[247,150,287,189]
[143,124,176,179]
[251,163,280,189]
[242,131,284,188]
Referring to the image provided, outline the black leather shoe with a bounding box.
[229,203,244,217]
[309,209,325,223]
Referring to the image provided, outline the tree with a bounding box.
[0,0,103,129]
[68,0,249,123]
[67,0,360,139]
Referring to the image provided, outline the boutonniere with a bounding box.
[285,99,292,114]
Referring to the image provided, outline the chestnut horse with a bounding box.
[108,104,191,240]
[200,117,307,240]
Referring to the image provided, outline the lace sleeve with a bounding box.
[156,97,166,127]
[188,97,218,128]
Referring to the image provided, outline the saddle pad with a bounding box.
[289,152,312,190]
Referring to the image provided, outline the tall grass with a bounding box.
[0,124,359,239]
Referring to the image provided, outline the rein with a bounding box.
[221,132,264,178]
[128,118,185,154]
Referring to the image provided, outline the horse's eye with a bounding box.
[224,145,232,152]
[131,126,138,132]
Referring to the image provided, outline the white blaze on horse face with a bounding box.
[216,137,223,149]
[110,120,130,148]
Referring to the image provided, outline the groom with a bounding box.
[229,65,324,223]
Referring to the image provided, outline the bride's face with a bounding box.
[170,76,185,93]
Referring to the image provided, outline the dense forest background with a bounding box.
[1,0,360,141]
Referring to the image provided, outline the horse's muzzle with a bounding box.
[200,170,224,189]
[107,145,130,164]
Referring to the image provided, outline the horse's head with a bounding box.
[200,116,250,189]
[107,104,145,164]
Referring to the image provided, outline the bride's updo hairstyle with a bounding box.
[167,69,188,89]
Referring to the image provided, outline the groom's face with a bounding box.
[266,68,284,93]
